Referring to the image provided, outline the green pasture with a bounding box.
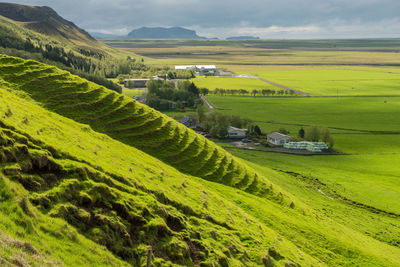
[206,96,400,136]
[122,88,143,98]
[207,95,400,217]
[192,77,282,91]
[242,67,400,95]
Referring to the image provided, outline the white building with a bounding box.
[228,126,247,138]
[267,132,290,146]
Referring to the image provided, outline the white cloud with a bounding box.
[6,0,400,39]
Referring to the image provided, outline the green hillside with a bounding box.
[1,54,400,266]
[0,55,284,203]
[0,3,137,92]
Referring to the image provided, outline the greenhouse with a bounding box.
[284,141,329,152]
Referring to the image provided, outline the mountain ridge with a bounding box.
[128,26,204,39]
[0,2,95,44]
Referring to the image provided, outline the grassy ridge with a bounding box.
[0,85,318,266]
[0,54,286,203]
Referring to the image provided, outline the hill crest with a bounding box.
[0,2,95,44]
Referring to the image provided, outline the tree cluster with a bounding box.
[167,69,195,79]
[300,126,334,147]
[199,111,254,138]
[209,88,296,96]
[146,80,202,110]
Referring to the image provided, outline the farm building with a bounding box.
[267,132,290,146]
[175,65,217,76]
[284,141,328,152]
[228,126,247,138]
[124,79,150,88]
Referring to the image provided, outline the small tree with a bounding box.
[328,136,335,148]
[305,126,320,142]
[298,128,305,138]
[320,127,331,143]
[279,128,288,135]
[197,104,206,123]
[254,125,262,136]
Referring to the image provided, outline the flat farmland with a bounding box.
[241,67,400,95]
[102,39,400,96]
[208,95,400,214]
[192,77,282,91]
[100,39,400,69]
[206,96,400,152]
[120,46,400,69]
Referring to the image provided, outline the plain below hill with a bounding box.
[128,26,205,39]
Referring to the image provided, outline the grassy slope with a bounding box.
[1,55,400,266]
[0,55,279,203]
[0,80,318,266]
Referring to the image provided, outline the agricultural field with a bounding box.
[122,88,143,98]
[192,77,282,91]
[101,39,400,69]
[241,66,400,96]
[103,39,400,96]
[208,95,400,213]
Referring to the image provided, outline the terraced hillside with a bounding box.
[0,75,317,266]
[0,54,281,202]
[1,55,400,266]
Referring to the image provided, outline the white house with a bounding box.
[267,132,290,146]
[228,126,247,138]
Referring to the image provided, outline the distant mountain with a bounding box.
[226,36,260,40]
[90,32,125,39]
[128,26,204,39]
[0,3,95,44]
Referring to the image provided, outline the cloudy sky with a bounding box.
[5,0,400,38]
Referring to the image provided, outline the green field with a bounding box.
[206,95,400,151]
[102,39,400,97]
[122,88,143,98]
[192,77,282,91]
[241,67,400,95]
[207,95,400,213]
